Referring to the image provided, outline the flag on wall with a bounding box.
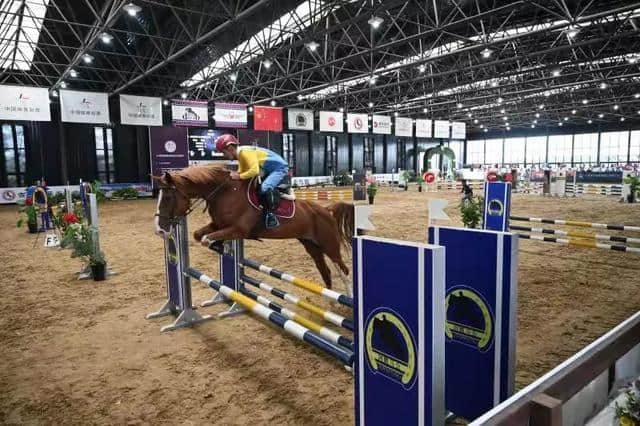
[287,109,314,130]
[120,94,162,126]
[319,111,344,132]
[214,102,247,128]
[372,115,391,134]
[395,117,413,137]
[347,113,368,133]
[434,120,450,138]
[416,119,432,138]
[0,85,51,121]
[60,89,110,124]
[254,106,283,132]
[172,100,208,127]
[451,122,466,139]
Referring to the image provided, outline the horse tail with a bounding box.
[329,202,354,248]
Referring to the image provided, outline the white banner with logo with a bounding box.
[172,100,209,127]
[287,109,314,130]
[451,121,466,139]
[60,89,110,124]
[372,115,391,134]
[214,102,247,128]
[347,113,368,133]
[416,119,432,138]
[434,120,450,138]
[0,85,51,121]
[119,94,162,126]
[395,117,413,137]
[319,111,344,132]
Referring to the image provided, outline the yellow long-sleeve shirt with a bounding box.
[237,147,268,179]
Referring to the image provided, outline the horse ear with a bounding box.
[163,171,174,185]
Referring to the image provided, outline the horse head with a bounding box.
[152,171,191,237]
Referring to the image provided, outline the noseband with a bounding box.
[154,181,228,225]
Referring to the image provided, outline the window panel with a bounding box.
[448,141,464,168]
[484,138,503,165]
[4,148,15,173]
[466,139,484,164]
[107,149,114,170]
[18,148,25,172]
[599,131,629,163]
[6,174,17,186]
[503,137,525,165]
[94,127,104,149]
[106,128,113,150]
[547,135,572,164]
[526,136,547,165]
[573,133,598,164]
[98,172,107,182]
[96,150,106,173]
[363,137,374,169]
[2,124,13,150]
[631,131,640,163]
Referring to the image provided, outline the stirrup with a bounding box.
[265,213,280,229]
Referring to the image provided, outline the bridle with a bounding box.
[154,180,228,225]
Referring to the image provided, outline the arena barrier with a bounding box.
[484,183,640,254]
[148,208,519,423]
[293,187,354,201]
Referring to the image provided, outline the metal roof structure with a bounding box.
[1,0,640,135]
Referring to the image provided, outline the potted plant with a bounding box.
[417,173,425,192]
[16,201,39,233]
[366,182,378,204]
[624,175,639,203]
[89,248,107,281]
[401,170,412,191]
[459,196,484,229]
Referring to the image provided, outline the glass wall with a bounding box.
[466,129,638,167]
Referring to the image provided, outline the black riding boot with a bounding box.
[262,188,280,229]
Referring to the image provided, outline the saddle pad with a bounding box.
[247,177,295,219]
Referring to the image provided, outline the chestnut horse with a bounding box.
[153,165,354,290]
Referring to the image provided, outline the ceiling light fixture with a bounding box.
[598,113,604,118]
[473,119,479,124]
[582,99,589,104]
[123,2,142,16]
[564,117,569,121]
[506,126,511,131]
[162,99,168,106]
[480,48,493,58]
[100,32,113,44]
[339,107,344,112]
[558,122,563,126]
[600,82,608,90]
[635,93,640,99]
[394,112,399,117]
[181,92,187,99]
[571,109,576,114]
[306,41,319,52]
[69,69,78,78]
[491,81,499,87]
[613,104,619,110]
[552,69,561,77]
[621,117,626,121]
[423,107,428,113]
[539,104,544,109]
[229,73,237,82]
[82,54,94,64]
[368,102,374,108]
[500,108,505,114]
[531,124,535,128]
[51,90,58,97]
[262,59,272,69]
[535,113,540,118]
[565,25,580,38]
[457,103,463,108]
[418,65,426,73]
[497,97,504,103]
[60,82,67,88]
[367,16,384,29]
[270,100,276,106]
[588,119,593,124]
[248,106,254,112]
[483,128,488,132]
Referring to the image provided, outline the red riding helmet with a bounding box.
[215,134,239,152]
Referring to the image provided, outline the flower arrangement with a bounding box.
[616,382,640,426]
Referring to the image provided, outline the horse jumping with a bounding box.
[153,165,354,290]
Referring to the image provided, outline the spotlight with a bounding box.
[394,112,399,117]
[457,103,463,108]
[571,109,576,114]
[565,25,580,38]
[480,48,493,58]
[262,59,272,69]
[123,2,142,16]
[368,102,374,108]
[539,104,544,109]
[552,69,561,77]
[60,82,67,88]
[248,106,254,112]
[531,124,535,128]
[270,100,276,106]
[423,107,428,113]
[582,99,589,104]
[483,128,488,132]
[598,113,604,118]
[473,119,479,124]
[502,116,508,120]
[181,92,187,99]
[621,117,626,121]
[491,80,499,87]
[635,93,640,99]
[497,97,504,103]
[564,117,569,121]
[535,113,540,118]
[69,69,78,78]
[500,108,505,114]
[600,82,607,90]
[588,119,592,124]
[305,41,320,52]
[467,112,472,118]
[419,65,426,73]
[533,119,537,124]
[613,104,619,110]
[627,56,637,64]
[558,122,563,126]
[544,91,551,97]
[100,32,113,44]
[162,99,168,106]
[229,73,237,82]
[82,54,94,64]
[369,77,377,85]
[367,16,384,29]
[339,107,344,112]
[479,124,484,128]
[506,126,511,131]
[51,90,58,97]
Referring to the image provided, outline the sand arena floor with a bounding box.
[1,188,639,425]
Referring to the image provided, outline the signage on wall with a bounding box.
[347,113,368,133]
[319,111,344,132]
[253,106,283,132]
[372,115,391,135]
[187,128,226,165]
[434,120,450,138]
[0,85,51,121]
[287,109,314,130]
[214,102,247,128]
[171,100,208,127]
[149,126,189,186]
[395,117,413,137]
[120,94,163,126]
[416,119,432,138]
[60,89,110,124]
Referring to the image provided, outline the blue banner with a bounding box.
[576,171,623,184]
[483,182,511,232]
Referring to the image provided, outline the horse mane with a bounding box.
[170,165,230,197]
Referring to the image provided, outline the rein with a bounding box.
[155,179,229,224]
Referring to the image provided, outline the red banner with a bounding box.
[253,106,283,132]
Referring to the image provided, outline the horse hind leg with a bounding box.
[298,239,333,289]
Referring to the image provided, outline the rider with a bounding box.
[215,134,289,229]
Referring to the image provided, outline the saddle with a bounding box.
[246,177,296,219]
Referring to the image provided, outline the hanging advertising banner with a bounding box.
[214,102,247,128]
[434,120,450,138]
[188,128,226,165]
[416,119,432,138]
[319,111,344,132]
[60,89,110,124]
[395,117,413,137]
[149,126,189,186]
[0,85,51,121]
[287,109,314,130]
[372,115,391,135]
[347,113,368,133]
[451,122,466,139]
[253,106,283,132]
[171,99,208,127]
[119,94,162,126]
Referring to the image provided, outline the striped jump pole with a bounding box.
[239,286,353,351]
[510,225,640,245]
[240,258,354,308]
[515,233,640,253]
[187,267,355,366]
[510,216,640,233]
[242,275,354,332]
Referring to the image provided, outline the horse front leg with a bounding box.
[200,225,247,248]
[194,222,217,242]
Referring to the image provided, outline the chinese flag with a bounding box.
[253,106,283,132]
